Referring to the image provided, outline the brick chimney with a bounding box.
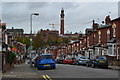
[105,15,111,25]
[92,20,98,31]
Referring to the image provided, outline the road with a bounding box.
[2,61,119,80]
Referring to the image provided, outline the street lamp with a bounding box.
[29,13,39,67]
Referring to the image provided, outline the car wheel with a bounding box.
[91,63,95,68]
[37,67,41,70]
[34,64,37,67]
[86,63,89,67]
[52,66,56,69]
[77,63,79,66]
[104,66,108,69]
[73,62,75,65]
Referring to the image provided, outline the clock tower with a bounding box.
[60,8,65,35]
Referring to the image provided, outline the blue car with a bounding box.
[37,54,56,70]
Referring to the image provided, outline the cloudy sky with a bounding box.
[1,1,119,34]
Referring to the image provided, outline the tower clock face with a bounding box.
[61,18,64,20]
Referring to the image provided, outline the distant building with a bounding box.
[39,29,59,41]
[20,34,36,38]
[0,23,7,51]
[6,27,24,38]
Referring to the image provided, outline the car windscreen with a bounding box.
[41,55,52,59]
[59,58,64,60]
[78,56,87,59]
[97,56,107,60]
[66,58,71,60]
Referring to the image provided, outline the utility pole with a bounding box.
[29,13,39,67]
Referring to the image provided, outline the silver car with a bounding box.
[73,56,89,66]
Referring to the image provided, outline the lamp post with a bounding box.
[29,13,39,67]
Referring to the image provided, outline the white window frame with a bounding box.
[107,29,110,41]
[87,37,89,47]
[98,31,101,43]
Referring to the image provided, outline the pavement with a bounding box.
[109,66,120,71]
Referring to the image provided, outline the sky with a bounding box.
[1,1,119,34]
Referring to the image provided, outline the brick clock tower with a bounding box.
[60,8,65,35]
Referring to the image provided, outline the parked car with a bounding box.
[56,57,64,64]
[86,55,108,68]
[73,56,89,66]
[27,55,38,64]
[34,56,40,67]
[32,56,38,64]
[63,57,75,65]
[37,54,56,70]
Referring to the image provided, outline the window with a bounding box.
[97,56,107,60]
[113,28,116,37]
[80,41,82,50]
[84,38,86,42]
[41,55,52,59]
[107,29,110,41]
[99,48,101,55]
[0,28,2,39]
[43,33,46,37]
[114,45,116,55]
[118,48,120,56]
[87,37,89,47]
[94,34,96,38]
[98,31,101,43]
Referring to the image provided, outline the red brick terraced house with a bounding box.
[90,16,119,60]
[107,17,120,60]
[67,43,73,55]
[0,23,12,72]
[81,16,120,60]
[63,15,120,61]
[113,17,120,60]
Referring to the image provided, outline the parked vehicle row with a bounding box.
[56,55,108,69]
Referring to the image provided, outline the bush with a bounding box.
[7,51,16,65]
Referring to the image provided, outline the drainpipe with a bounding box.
[116,47,118,60]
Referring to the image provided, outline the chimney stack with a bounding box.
[92,20,98,31]
[105,15,111,25]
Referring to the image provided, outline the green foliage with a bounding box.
[62,38,70,44]
[6,51,16,65]
[32,31,71,49]
[22,37,30,49]
[15,37,30,49]
[33,31,44,49]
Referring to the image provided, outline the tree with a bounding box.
[62,37,70,45]
[6,51,16,66]
[33,31,44,49]
[15,37,30,49]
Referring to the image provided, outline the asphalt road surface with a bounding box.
[2,62,119,80]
